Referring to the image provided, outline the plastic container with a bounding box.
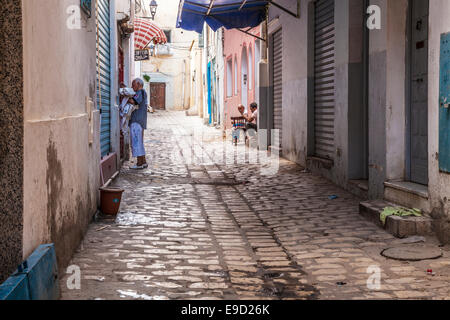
[99,187,124,216]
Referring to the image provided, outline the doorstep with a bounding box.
[306,156,334,170]
[359,200,433,239]
[348,179,369,200]
[384,181,430,214]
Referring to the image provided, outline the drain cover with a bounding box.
[381,245,443,261]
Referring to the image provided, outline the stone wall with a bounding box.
[0,0,23,283]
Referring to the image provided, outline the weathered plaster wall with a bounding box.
[368,0,407,198]
[0,0,23,283]
[22,0,101,270]
[188,47,204,117]
[428,0,450,244]
[269,0,365,190]
[332,0,351,187]
[268,0,309,166]
[385,0,408,182]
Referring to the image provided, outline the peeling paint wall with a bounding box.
[268,0,366,190]
[368,0,409,198]
[22,0,101,270]
[188,46,204,117]
[268,0,310,166]
[0,0,23,283]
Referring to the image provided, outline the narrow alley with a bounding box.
[60,112,450,300]
[3,0,450,305]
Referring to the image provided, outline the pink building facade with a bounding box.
[223,28,261,130]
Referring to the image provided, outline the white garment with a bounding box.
[119,88,137,131]
[252,110,258,125]
[130,122,146,158]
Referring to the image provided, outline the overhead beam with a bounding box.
[206,0,216,16]
[268,0,300,19]
[239,0,248,11]
[237,28,266,41]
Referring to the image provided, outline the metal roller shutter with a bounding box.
[314,0,335,159]
[272,29,283,147]
[97,0,112,157]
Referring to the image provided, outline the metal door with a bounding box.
[314,0,335,159]
[409,0,429,185]
[96,0,111,157]
[150,83,166,110]
[271,29,283,148]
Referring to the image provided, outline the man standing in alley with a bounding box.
[129,78,148,170]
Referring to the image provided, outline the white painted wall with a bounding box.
[21,0,133,266]
[22,0,100,265]
[139,0,198,110]
[268,0,309,166]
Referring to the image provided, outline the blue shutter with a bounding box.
[97,0,111,157]
[439,32,450,173]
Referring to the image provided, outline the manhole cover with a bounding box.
[381,245,443,261]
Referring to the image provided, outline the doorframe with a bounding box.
[362,0,370,180]
[405,0,429,183]
[405,0,412,181]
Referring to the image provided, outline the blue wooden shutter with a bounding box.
[97,0,112,157]
[439,32,450,173]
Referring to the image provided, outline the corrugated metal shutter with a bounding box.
[314,0,335,159]
[272,29,282,147]
[97,0,111,157]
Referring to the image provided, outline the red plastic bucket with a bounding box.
[100,187,124,216]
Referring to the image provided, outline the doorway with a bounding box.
[407,0,429,185]
[150,82,166,110]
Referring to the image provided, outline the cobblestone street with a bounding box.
[61,111,450,300]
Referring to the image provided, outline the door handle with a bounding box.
[412,78,424,83]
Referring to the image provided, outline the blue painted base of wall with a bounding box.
[0,244,60,300]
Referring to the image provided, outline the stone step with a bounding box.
[384,181,430,214]
[359,200,433,239]
[348,179,369,200]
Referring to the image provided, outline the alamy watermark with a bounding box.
[66,265,81,290]
[367,265,382,290]
[367,5,382,30]
[167,128,280,177]
[66,5,382,31]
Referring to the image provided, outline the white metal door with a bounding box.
[272,29,283,148]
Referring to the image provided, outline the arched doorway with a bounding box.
[241,47,248,109]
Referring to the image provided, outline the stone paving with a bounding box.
[60,111,450,300]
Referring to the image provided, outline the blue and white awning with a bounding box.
[176,0,269,33]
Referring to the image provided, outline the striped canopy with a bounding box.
[134,18,167,50]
